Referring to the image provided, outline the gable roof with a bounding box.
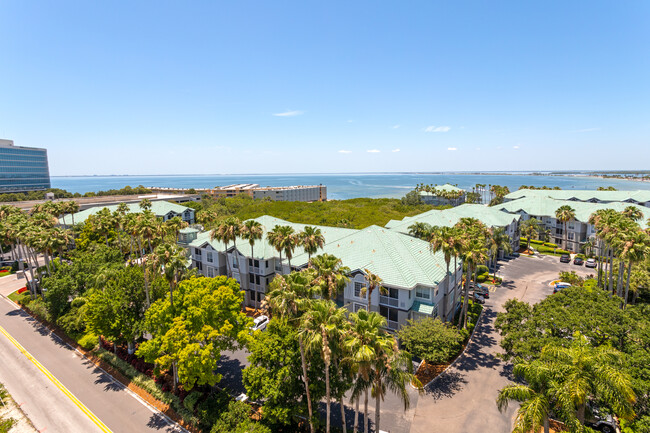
[60,201,193,225]
[505,189,650,203]
[385,203,520,234]
[498,197,650,228]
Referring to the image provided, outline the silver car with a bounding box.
[585,258,597,268]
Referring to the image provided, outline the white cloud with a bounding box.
[425,126,451,133]
[347,120,354,123]
[338,150,352,154]
[571,127,600,133]
[367,149,381,153]
[392,148,400,153]
[392,125,400,129]
[447,147,457,151]
[513,145,520,149]
[273,110,304,117]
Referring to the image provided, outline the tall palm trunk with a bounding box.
[325,357,331,433]
[363,389,369,433]
[543,415,550,433]
[21,243,37,299]
[353,395,359,433]
[624,259,633,308]
[298,335,315,433]
[443,261,451,321]
[461,263,473,329]
[374,375,382,433]
[617,261,625,298]
[340,396,347,433]
[563,221,568,251]
[608,249,614,294]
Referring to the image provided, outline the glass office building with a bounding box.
[0,139,51,193]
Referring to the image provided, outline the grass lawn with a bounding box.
[7,291,24,303]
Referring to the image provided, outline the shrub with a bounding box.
[26,298,51,322]
[476,265,489,275]
[398,317,465,364]
[78,333,99,350]
[196,390,231,431]
[183,391,202,412]
[544,242,558,247]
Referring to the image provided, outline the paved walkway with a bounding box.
[410,255,589,433]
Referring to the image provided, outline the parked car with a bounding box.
[510,252,520,257]
[585,408,617,433]
[473,289,489,299]
[472,293,485,304]
[585,258,597,268]
[553,282,572,293]
[560,254,571,263]
[250,315,269,332]
[573,256,584,266]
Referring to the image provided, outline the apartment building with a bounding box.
[60,201,195,226]
[208,184,327,202]
[418,184,466,206]
[497,197,650,252]
[187,215,462,330]
[504,189,650,208]
[385,204,521,255]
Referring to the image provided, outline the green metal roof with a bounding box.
[385,203,520,234]
[498,196,650,228]
[505,189,650,203]
[179,227,199,234]
[412,300,435,315]
[189,215,450,290]
[60,201,192,225]
[419,183,465,196]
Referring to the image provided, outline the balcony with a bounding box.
[249,283,265,293]
[249,266,262,274]
[379,295,399,308]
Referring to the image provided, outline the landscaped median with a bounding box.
[400,299,484,387]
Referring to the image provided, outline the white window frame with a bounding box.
[354,282,366,299]
[207,266,215,278]
[415,286,430,300]
[353,303,367,313]
[207,252,213,263]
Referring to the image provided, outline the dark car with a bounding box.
[573,257,584,266]
[585,408,617,433]
[472,292,485,304]
[473,289,489,299]
[510,252,520,257]
[560,254,571,263]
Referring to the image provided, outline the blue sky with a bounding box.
[1,1,648,175]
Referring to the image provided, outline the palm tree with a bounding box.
[139,198,152,211]
[154,243,188,309]
[487,227,512,278]
[310,253,350,300]
[265,270,319,433]
[65,200,80,227]
[407,222,433,240]
[521,218,540,251]
[361,269,387,313]
[241,220,264,259]
[137,210,158,254]
[497,360,557,433]
[555,205,576,251]
[622,205,643,222]
[455,218,489,329]
[300,300,347,433]
[542,332,636,426]
[429,226,456,321]
[299,226,325,262]
[267,225,298,272]
[370,328,418,432]
[346,309,384,433]
[619,228,649,308]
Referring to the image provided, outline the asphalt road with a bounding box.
[0,293,185,433]
[410,254,593,433]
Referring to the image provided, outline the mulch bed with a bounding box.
[415,360,450,385]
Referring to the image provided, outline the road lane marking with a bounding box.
[0,324,112,433]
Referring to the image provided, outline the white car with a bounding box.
[250,315,269,332]
[585,258,597,268]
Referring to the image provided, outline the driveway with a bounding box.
[410,255,585,433]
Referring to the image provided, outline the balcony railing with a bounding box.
[379,296,399,308]
[249,283,265,293]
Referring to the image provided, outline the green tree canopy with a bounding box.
[398,317,465,364]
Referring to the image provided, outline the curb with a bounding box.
[413,306,486,390]
[0,293,189,433]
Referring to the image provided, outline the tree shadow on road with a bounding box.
[5,308,69,349]
[216,354,245,395]
[147,413,183,431]
[92,366,124,392]
[424,371,468,400]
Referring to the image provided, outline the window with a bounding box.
[353,303,367,312]
[207,252,213,263]
[354,282,365,298]
[415,286,430,300]
[194,248,202,256]
[233,255,239,269]
[207,267,215,278]
[249,274,255,283]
